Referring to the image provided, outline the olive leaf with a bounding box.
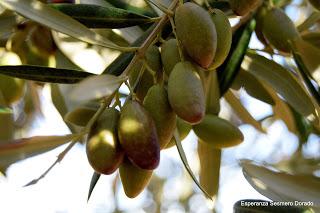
[0,11,17,38]
[301,32,320,47]
[50,84,79,134]
[291,39,320,87]
[103,24,156,75]
[70,74,127,102]
[51,4,156,29]
[106,0,157,17]
[241,160,320,206]
[290,106,313,143]
[0,0,134,51]
[87,172,101,201]
[173,130,212,200]
[0,134,78,168]
[197,140,221,199]
[218,19,256,96]
[0,107,14,142]
[205,71,221,115]
[292,39,320,77]
[264,85,298,134]
[224,90,266,133]
[0,65,93,83]
[207,0,231,13]
[0,90,6,106]
[297,11,320,32]
[290,42,320,106]
[242,52,316,117]
[51,84,68,118]
[232,69,275,105]
[64,107,97,127]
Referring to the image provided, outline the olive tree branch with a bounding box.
[120,0,179,79]
[24,95,114,187]
[145,0,174,16]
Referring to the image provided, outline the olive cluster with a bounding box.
[86,2,246,198]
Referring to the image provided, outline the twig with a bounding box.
[24,137,81,186]
[24,95,114,187]
[145,0,174,16]
[121,0,179,78]
[169,16,185,61]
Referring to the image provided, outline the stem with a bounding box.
[145,0,174,16]
[204,0,214,13]
[125,81,134,97]
[169,16,184,61]
[132,63,146,92]
[121,0,179,78]
[24,95,114,187]
[143,59,156,75]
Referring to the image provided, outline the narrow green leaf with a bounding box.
[290,106,313,143]
[173,130,212,200]
[0,107,14,142]
[0,0,135,51]
[206,71,221,115]
[103,24,156,75]
[291,39,320,106]
[88,172,101,201]
[241,160,320,206]
[50,84,78,134]
[225,90,266,133]
[292,39,320,78]
[55,49,83,71]
[106,0,157,17]
[0,65,93,84]
[301,31,320,47]
[51,4,156,29]
[0,134,77,167]
[265,85,298,134]
[232,69,275,105]
[198,140,221,200]
[291,44,320,106]
[0,90,6,106]
[70,74,126,102]
[242,52,316,117]
[64,107,96,127]
[297,11,320,32]
[207,0,231,13]
[51,84,68,117]
[218,19,256,96]
[0,11,17,38]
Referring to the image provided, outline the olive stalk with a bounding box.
[203,0,215,13]
[169,16,185,61]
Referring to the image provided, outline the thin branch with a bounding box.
[24,135,82,187]
[145,0,174,16]
[24,95,114,186]
[169,16,185,61]
[121,0,179,78]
